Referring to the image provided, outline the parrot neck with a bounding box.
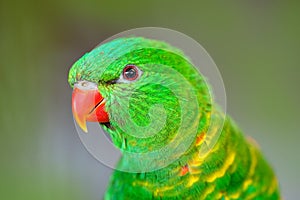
[106,114,280,199]
[121,109,226,195]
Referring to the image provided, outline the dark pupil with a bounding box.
[125,68,136,79]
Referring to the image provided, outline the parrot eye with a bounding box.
[122,65,140,81]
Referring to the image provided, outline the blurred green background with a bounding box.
[1,0,299,199]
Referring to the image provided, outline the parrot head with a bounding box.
[68,37,212,153]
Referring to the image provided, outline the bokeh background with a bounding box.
[1,1,299,199]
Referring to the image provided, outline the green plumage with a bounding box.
[68,37,280,199]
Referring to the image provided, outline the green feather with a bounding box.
[68,37,280,199]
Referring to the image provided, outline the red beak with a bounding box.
[72,81,109,132]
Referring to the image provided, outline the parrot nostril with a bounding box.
[75,80,98,90]
[81,82,88,87]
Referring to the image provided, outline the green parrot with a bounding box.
[68,37,280,199]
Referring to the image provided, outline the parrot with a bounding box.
[68,37,280,199]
